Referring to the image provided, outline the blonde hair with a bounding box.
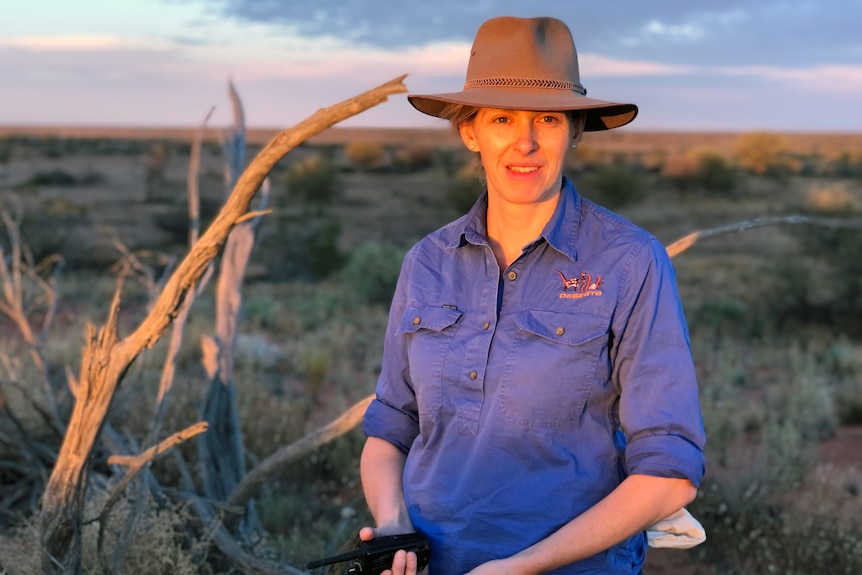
[438,104,479,127]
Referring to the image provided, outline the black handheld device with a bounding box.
[306,533,431,574]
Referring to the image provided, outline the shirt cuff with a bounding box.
[362,398,420,455]
[626,433,706,487]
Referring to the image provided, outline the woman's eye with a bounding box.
[540,115,559,123]
[493,117,509,124]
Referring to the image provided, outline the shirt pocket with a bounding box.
[499,309,611,429]
[397,304,464,417]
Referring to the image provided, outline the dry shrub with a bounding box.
[661,148,737,193]
[579,158,646,209]
[805,181,858,213]
[343,140,386,171]
[639,149,667,172]
[282,154,340,210]
[444,164,483,213]
[564,143,603,172]
[734,131,802,177]
[691,474,862,575]
[660,152,701,188]
[392,145,435,172]
[0,487,208,575]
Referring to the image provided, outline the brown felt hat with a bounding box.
[409,16,638,131]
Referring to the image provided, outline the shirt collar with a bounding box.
[449,177,582,262]
[541,176,581,262]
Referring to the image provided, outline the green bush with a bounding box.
[392,145,435,173]
[344,140,386,172]
[271,214,344,281]
[696,152,737,192]
[578,158,646,209]
[444,165,484,213]
[21,169,78,187]
[283,154,340,213]
[661,149,737,193]
[765,221,862,336]
[338,241,406,305]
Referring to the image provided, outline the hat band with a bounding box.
[464,77,587,96]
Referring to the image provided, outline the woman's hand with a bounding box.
[357,526,427,575]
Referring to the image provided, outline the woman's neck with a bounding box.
[486,192,560,271]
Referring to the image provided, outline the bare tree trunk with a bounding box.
[38,75,408,574]
[199,81,256,504]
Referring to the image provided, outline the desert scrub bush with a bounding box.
[444,164,483,213]
[765,206,862,335]
[436,148,473,177]
[0,487,210,574]
[0,139,12,164]
[690,476,862,575]
[337,241,407,306]
[392,145,435,172]
[19,169,78,187]
[258,431,372,567]
[577,157,646,209]
[697,151,737,192]
[242,290,302,334]
[343,140,387,172]
[282,153,340,213]
[805,181,858,213]
[564,142,603,173]
[270,214,344,280]
[662,149,738,194]
[830,151,862,177]
[734,131,802,178]
[686,297,764,341]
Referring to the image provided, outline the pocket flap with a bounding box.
[515,309,610,346]
[398,305,463,334]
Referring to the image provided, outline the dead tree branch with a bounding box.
[0,203,65,436]
[666,214,862,258]
[227,394,374,518]
[39,75,408,574]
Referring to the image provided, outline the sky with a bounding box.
[1,0,861,132]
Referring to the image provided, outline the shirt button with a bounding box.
[469,370,478,380]
[412,316,421,325]
[483,321,490,330]
[556,327,565,336]
[507,271,517,281]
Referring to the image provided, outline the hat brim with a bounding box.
[408,88,637,131]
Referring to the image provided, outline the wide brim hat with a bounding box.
[408,16,638,132]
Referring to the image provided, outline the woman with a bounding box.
[360,16,706,575]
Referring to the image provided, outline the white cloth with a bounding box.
[646,507,706,549]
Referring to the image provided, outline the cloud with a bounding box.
[184,0,862,69]
[719,64,862,94]
[579,54,693,77]
[0,35,129,51]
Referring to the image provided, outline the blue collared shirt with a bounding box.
[363,178,706,574]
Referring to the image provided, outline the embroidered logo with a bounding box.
[556,270,604,299]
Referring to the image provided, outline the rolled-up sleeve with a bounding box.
[611,238,706,487]
[363,249,421,455]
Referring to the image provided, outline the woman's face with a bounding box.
[459,108,582,207]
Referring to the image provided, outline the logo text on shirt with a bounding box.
[556,270,603,299]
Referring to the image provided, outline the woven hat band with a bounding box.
[464,77,587,96]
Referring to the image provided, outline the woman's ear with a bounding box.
[458,121,478,152]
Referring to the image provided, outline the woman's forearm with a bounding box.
[360,436,413,530]
[508,475,697,575]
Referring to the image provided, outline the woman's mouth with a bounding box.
[508,165,540,174]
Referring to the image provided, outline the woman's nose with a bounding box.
[513,124,538,154]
